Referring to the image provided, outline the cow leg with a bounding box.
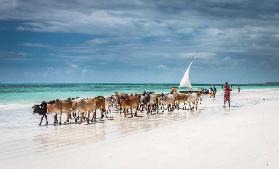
[45,114,48,125]
[191,102,195,110]
[91,111,96,122]
[79,113,81,121]
[53,114,58,125]
[135,108,138,117]
[93,111,97,121]
[183,102,187,110]
[156,105,159,114]
[86,111,90,124]
[101,111,105,119]
[59,113,62,125]
[149,105,153,115]
[90,112,94,122]
[75,115,78,123]
[39,115,44,126]
[65,113,70,124]
[103,108,108,118]
[167,104,170,112]
[75,112,80,123]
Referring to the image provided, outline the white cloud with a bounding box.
[81,68,87,75]
[69,63,78,69]
[177,52,216,60]
[157,64,168,70]
[20,43,51,48]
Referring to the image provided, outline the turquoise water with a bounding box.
[0,83,279,104]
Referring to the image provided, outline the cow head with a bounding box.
[32,104,41,114]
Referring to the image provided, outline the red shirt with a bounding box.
[224,85,231,95]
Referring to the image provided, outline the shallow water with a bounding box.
[1,88,279,165]
[1,83,279,104]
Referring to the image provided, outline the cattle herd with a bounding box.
[32,91,203,126]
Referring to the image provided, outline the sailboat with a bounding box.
[179,61,193,92]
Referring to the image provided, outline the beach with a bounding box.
[1,88,279,169]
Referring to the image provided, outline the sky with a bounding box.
[0,0,279,83]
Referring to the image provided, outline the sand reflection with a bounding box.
[32,108,201,152]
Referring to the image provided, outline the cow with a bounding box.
[72,98,96,124]
[32,101,48,126]
[185,92,201,110]
[158,94,176,112]
[47,99,73,125]
[174,93,189,110]
[119,94,140,117]
[139,92,151,113]
[149,93,160,114]
[91,96,106,122]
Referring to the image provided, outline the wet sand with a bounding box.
[0,89,279,169]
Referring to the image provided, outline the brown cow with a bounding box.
[47,99,73,125]
[174,93,189,110]
[91,96,106,122]
[119,94,140,117]
[72,98,96,123]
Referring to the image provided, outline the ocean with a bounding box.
[1,84,279,167]
[0,83,279,105]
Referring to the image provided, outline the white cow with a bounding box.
[185,92,202,110]
[158,94,176,112]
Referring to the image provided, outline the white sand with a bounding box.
[1,89,279,169]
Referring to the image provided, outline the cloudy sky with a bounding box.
[1,0,279,83]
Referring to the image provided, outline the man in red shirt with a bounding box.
[223,82,232,107]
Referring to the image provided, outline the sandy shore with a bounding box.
[1,89,279,169]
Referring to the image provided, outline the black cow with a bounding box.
[32,101,48,126]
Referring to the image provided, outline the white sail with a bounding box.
[179,61,193,89]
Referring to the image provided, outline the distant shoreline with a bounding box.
[1,82,279,86]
